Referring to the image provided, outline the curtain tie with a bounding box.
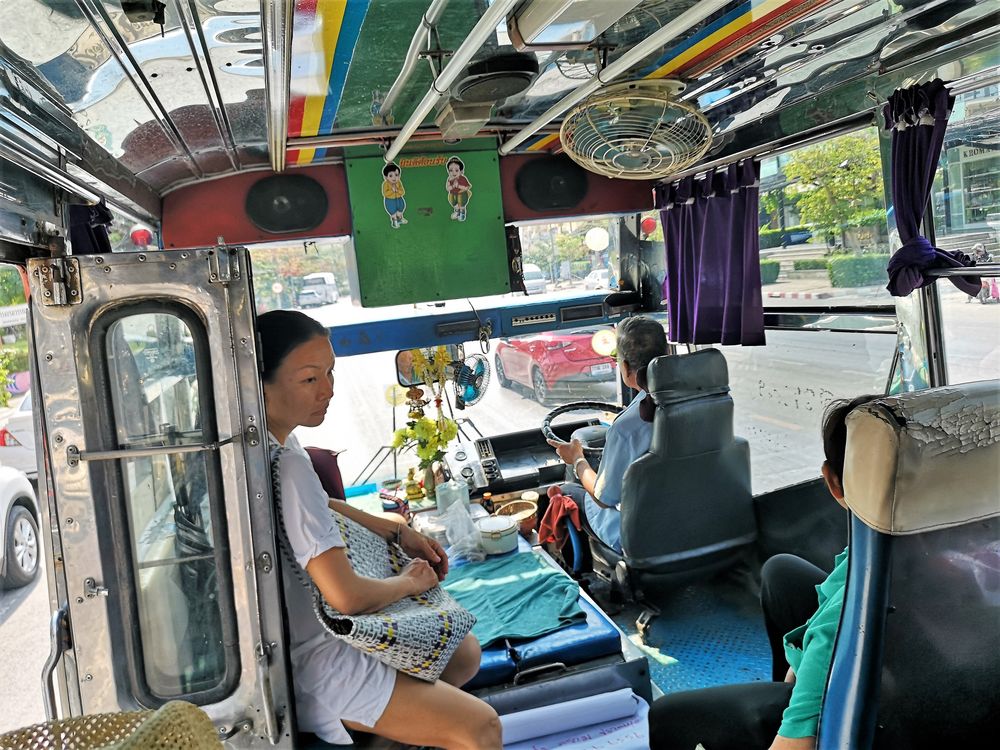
[886,236,981,297]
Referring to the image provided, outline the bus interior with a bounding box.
[0,1,998,748]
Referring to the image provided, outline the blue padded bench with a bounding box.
[468,593,624,690]
[513,595,622,669]
[466,641,518,689]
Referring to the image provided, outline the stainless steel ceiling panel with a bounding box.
[195,3,267,149]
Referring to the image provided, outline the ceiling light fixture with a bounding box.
[507,0,644,51]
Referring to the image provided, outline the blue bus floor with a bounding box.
[594,576,773,695]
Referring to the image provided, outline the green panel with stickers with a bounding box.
[344,141,510,307]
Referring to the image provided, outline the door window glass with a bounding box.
[105,312,234,700]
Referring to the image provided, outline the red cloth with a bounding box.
[305,446,346,501]
[539,485,581,549]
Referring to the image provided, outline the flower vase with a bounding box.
[422,466,436,501]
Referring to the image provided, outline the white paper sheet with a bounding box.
[501,688,649,750]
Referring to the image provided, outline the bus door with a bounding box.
[28,246,292,745]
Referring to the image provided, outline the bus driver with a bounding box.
[547,315,669,553]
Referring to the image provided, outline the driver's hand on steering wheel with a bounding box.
[547,437,584,466]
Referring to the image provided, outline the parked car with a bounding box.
[522,263,548,295]
[494,327,617,403]
[584,268,611,289]
[297,289,325,308]
[0,467,39,588]
[300,271,339,305]
[781,228,813,245]
[0,392,36,479]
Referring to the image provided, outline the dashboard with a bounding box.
[445,418,597,495]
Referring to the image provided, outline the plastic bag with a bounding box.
[443,500,485,563]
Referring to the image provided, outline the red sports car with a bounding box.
[494,327,617,403]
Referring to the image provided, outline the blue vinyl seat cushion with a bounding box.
[466,641,517,689]
[513,595,622,669]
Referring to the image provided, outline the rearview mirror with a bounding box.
[396,345,465,386]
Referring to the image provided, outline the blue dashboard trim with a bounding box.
[327,293,619,357]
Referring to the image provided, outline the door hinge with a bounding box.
[83,577,109,599]
[36,257,82,306]
[208,246,239,284]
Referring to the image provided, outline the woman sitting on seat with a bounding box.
[258,310,501,750]
[648,394,879,750]
[547,315,668,553]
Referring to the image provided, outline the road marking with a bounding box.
[749,413,803,431]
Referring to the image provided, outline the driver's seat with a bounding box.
[587,349,756,595]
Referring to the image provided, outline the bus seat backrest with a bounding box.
[306,447,347,501]
[823,380,1000,749]
[619,349,755,577]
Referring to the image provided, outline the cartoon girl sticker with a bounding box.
[445,156,472,221]
[381,162,407,228]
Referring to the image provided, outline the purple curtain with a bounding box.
[884,79,980,297]
[655,159,764,346]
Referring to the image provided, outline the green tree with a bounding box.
[782,131,885,248]
[0,266,26,307]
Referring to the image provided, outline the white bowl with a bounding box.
[476,515,518,555]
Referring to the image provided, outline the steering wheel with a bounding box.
[542,401,624,458]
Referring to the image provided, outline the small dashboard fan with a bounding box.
[560,79,712,180]
[454,354,490,409]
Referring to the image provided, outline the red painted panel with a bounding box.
[161,164,352,249]
[499,154,655,223]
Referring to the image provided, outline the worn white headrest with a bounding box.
[843,381,1000,535]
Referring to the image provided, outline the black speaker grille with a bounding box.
[514,155,588,212]
[245,174,328,234]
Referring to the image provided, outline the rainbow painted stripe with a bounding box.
[283,0,830,161]
[288,0,371,166]
[523,0,830,154]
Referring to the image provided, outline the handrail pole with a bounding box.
[384,0,520,164]
[379,0,451,118]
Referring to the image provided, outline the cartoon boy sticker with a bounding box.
[445,156,472,222]
[382,162,407,228]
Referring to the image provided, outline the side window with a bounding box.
[930,83,1000,384]
[708,328,895,493]
[103,311,237,703]
[757,129,894,307]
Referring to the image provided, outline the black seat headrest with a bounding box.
[647,349,730,406]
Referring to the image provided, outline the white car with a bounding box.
[0,392,36,479]
[584,269,611,289]
[0,467,39,588]
[522,263,548,295]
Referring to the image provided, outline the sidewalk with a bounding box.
[762,275,887,302]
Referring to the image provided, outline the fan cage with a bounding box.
[559,81,713,180]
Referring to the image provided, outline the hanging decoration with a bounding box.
[391,346,459,471]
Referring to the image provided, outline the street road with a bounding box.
[0,562,48,733]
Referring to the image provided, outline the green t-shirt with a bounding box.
[442,552,585,647]
[779,547,849,738]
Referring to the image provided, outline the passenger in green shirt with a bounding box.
[649,394,879,750]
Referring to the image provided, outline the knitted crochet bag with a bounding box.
[271,448,475,682]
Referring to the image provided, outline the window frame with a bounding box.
[89,300,241,707]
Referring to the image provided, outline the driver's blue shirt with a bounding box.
[586,391,651,553]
